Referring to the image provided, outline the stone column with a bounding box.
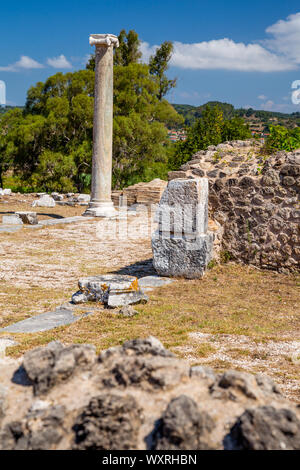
[83,34,119,217]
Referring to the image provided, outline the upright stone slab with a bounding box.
[152,178,213,279]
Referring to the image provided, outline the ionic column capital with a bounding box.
[89,34,119,48]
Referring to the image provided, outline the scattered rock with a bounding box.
[0,189,12,196]
[32,195,56,208]
[72,274,148,308]
[115,305,138,317]
[51,192,64,201]
[15,211,38,225]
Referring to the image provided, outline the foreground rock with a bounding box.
[0,337,299,450]
[72,274,148,307]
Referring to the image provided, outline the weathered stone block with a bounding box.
[156,178,208,235]
[32,195,56,208]
[152,231,213,279]
[72,274,148,307]
[15,212,38,225]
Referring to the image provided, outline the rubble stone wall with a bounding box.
[169,140,300,272]
[1,337,300,450]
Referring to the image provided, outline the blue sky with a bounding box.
[1,0,300,113]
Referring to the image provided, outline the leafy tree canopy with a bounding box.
[169,105,252,169]
[0,30,182,192]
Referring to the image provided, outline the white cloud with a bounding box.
[0,55,44,72]
[140,12,300,72]
[139,42,158,63]
[47,54,72,69]
[265,12,300,64]
[258,94,267,100]
[170,39,295,72]
[260,100,275,110]
[15,55,44,69]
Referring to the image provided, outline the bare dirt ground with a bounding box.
[0,195,299,401]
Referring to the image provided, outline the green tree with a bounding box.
[222,116,251,141]
[86,29,142,71]
[149,41,176,100]
[113,63,182,187]
[169,105,251,169]
[1,47,182,191]
[265,125,300,152]
[30,150,76,192]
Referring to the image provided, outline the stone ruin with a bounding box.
[0,336,299,450]
[152,178,214,278]
[164,140,299,273]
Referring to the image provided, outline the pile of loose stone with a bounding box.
[0,336,299,450]
[168,140,300,272]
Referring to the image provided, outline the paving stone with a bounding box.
[2,214,23,225]
[0,225,22,233]
[39,216,94,226]
[138,275,175,291]
[0,309,94,333]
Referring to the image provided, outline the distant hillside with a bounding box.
[172,101,300,132]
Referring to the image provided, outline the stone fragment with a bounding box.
[32,195,56,208]
[116,305,138,317]
[72,274,148,308]
[2,214,23,225]
[0,189,11,195]
[51,192,64,201]
[15,211,38,225]
[217,370,260,399]
[107,290,148,308]
[97,337,189,391]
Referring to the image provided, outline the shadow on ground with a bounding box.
[113,258,156,278]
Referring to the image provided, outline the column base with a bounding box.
[83,201,117,218]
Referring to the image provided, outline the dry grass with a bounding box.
[0,197,299,400]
